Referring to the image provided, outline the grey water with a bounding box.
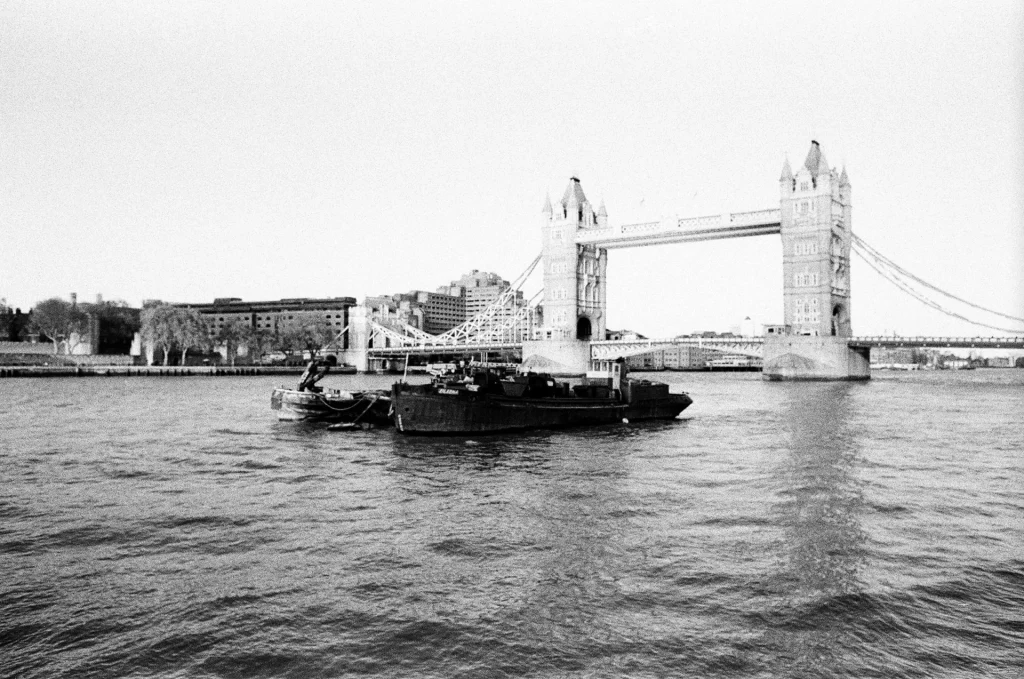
[1,370,1022,678]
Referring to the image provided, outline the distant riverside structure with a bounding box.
[368,270,525,336]
[175,297,357,347]
[443,270,525,321]
[625,345,712,371]
[364,291,465,335]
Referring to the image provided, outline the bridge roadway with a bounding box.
[574,208,782,249]
[846,336,1024,350]
[366,335,1024,360]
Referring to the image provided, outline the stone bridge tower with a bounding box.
[765,140,868,380]
[779,141,853,336]
[539,177,608,342]
[522,177,608,374]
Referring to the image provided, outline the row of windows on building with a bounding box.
[211,313,346,322]
[626,345,717,370]
[792,199,848,224]
[793,239,819,255]
[793,272,820,287]
[546,257,602,276]
[548,260,571,274]
[205,311,348,336]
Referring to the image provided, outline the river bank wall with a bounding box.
[0,365,309,378]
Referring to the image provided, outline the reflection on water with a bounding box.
[768,383,868,674]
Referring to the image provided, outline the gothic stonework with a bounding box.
[779,141,853,337]
[540,177,608,341]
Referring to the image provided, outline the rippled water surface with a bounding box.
[2,370,1022,678]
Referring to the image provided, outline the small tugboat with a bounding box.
[390,359,691,435]
[271,356,391,426]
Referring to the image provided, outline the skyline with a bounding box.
[2,1,1022,338]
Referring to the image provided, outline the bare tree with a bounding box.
[173,308,209,366]
[216,320,246,366]
[0,299,10,341]
[239,325,273,365]
[275,325,305,362]
[292,312,334,359]
[140,303,177,366]
[31,297,88,354]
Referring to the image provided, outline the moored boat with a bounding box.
[271,386,391,425]
[270,356,392,426]
[390,360,691,435]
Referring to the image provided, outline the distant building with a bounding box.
[626,351,663,371]
[605,329,646,341]
[177,297,357,348]
[664,345,709,369]
[366,290,466,335]
[445,270,522,320]
[625,345,710,371]
[367,269,525,337]
[870,347,920,369]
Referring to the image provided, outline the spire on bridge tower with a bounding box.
[803,140,830,178]
[779,156,794,182]
[561,177,587,211]
[542,192,553,216]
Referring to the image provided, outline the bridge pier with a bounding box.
[338,305,370,372]
[762,336,870,381]
[521,339,591,376]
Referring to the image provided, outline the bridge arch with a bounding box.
[576,316,593,341]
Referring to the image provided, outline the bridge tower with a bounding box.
[765,141,869,379]
[779,140,853,336]
[522,177,608,374]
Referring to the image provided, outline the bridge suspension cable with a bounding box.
[851,235,1024,333]
[852,234,1024,323]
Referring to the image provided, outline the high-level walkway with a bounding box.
[574,209,781,249]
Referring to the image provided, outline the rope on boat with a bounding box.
[310,392,384,426]
[313,393,376,413]
[350,395,381,425]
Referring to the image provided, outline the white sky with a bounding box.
[2,0,1022,337]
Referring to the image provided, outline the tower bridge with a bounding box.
[346,140,1023,377]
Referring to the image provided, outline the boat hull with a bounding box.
[271,388,392,425]
[391,385,691,435]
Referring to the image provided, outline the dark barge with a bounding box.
[390,360,691,435]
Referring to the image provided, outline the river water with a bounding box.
[1,370,1022,678]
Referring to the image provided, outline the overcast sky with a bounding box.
[2,1,1022,337]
